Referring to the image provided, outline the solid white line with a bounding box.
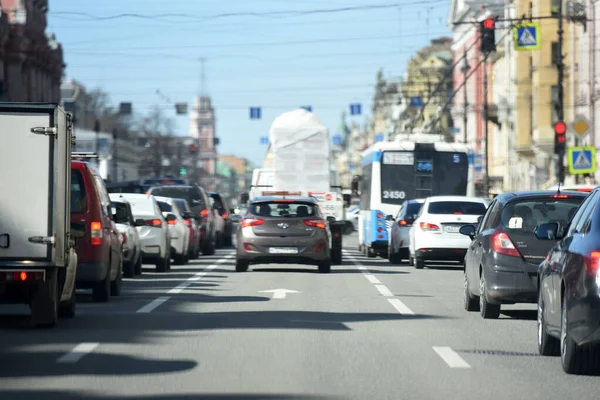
[364,274,381,284]
[375,284,394,297]
[136,296,171,313]
[388,298,414,315]
[168,282,192,294]
[432,347,471,369]
[357,266,367,270]
[56,342,99,363]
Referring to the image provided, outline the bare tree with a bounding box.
[137,107,178,178]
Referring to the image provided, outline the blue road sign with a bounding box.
[568,146,596,174]
[250,107,261,119]
[260,136,269,145]
[467,153,474,165]
[332,135,341,145]
[301,106,312,112]
[375,133,384,142]
[409,97,423,108]
[451,127,460,134]
[474,154,483,171]
[514,23,540,50]
[350,103,362,116]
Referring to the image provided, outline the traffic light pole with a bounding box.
[483,53,490,198]
[556,0,566,185]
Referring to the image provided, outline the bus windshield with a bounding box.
[380,150,469,205]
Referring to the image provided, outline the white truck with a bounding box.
[0,104,78,327]
[245,109,348,264]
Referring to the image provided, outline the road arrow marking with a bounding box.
[259,289,301,299]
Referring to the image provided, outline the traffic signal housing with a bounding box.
[554,121,567,154]
[480,17,496,53]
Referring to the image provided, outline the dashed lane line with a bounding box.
[135,253,235,314]
[432,346,471,368]
[56,342,99,364]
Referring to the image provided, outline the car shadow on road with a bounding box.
[0,391,338,400]
[500,309,537,320]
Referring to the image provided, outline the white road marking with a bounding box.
[135,253,235,313]
[432,347,471,369]
[388,298,414,315]
[136,296,171,313]
[364,274,381,284]
[357,266,367,270]
[259,289,301,299]
[375,284,394,297]
[56,342,99,364]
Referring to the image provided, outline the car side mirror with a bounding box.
[535,222,562,240]
[166,213,177,222]
[385,214,394,221]
[326,216,336,222]
[405,216,415,224]
[459,224,476,239]
[134,218,146,227]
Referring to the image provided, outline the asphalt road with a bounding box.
[2,233,600,399]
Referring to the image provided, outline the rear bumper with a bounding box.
[482,254,538,304]
[236,239,330,264]
[76,261,108,283]
[571,297,600,345]
[416,248,466,262]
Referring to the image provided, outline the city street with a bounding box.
[1,234,600,399]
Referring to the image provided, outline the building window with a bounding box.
[551,42,559,66]
[551,85,559,124]
[551,0,560,16]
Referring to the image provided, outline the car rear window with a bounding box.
[249,201,319,218]
[210,194,226,211]
[428,201,486,215]
[174,199,189,212]
[71,169,88,213]
[501,198,584,233]
[157,201,172,213]
[150,187,205,208]
[405,202,423,217]
[112,202,130,224]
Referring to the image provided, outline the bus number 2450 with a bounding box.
[383,190,405,200]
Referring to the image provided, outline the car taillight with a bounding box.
[241,218,264,228]
[91,221,103,246]
[398,220,411,226]
[121,233,126,244]
[222,213,229,219]
[491,230,520,257]
[584,251,600,277]
[167,219,177,225]
[201,209,209,217]
[304,219,326,229]
[0,271,44,282]
[145,219,162,227]
[184,219,191,226]
[552,194,570,199]
[419,222,440,232]
[376,212,383,219]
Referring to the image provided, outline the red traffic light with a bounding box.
[554,121,567,135]
[483,18,495,29]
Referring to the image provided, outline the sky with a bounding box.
[47,0,451,167]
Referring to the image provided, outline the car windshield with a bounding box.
[150,187,205,208]
[501,198,583,233]
[404,202,423,218]
[428,201,487,215]
[71,169,87,213]
[112,202,130,224]
[249,201,319,218]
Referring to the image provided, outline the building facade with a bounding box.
[0,0,63,102]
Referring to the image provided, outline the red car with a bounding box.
[71,161,123,302]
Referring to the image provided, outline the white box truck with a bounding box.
[0,103,78,327]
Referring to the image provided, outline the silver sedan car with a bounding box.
[235,196,332,273]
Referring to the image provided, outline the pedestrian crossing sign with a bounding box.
[513,23,541,51]
[568,146,596,175]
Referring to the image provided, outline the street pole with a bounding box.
[94,119,101,168]
[483,54,490,198]
[112,128,118,182]
[556,0,566,185]
[461,50,470,144]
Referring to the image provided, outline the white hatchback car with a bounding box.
[409,196,488,269]
[154,196,190,265]
[117,193,172,272]
[110,194,143,277]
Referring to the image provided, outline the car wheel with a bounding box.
[123,258,135,278]
[414,257,425,269]
[134,253,143,276]
[463,270,479,311]
[174,253,186,265]
[331,247,342,265]
[156,255,168,272]
[479,273,500,319]
[538,288,560,356]
[58,284,76,319]
[92,266,111,302]
[388,246,402,265]
[202,238,216,256]
[318,260,331,273]
[110,259,122,296]
[236,259,249,272]
[30,268,60,327]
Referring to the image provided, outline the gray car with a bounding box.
[235,196,332,273]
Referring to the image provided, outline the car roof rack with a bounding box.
[72,152,99,159]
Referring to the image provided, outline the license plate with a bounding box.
[269,247,298,254]
[444,225,461,233]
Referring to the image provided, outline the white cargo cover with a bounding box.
[269,109,330,193]
[0,105,71,266]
